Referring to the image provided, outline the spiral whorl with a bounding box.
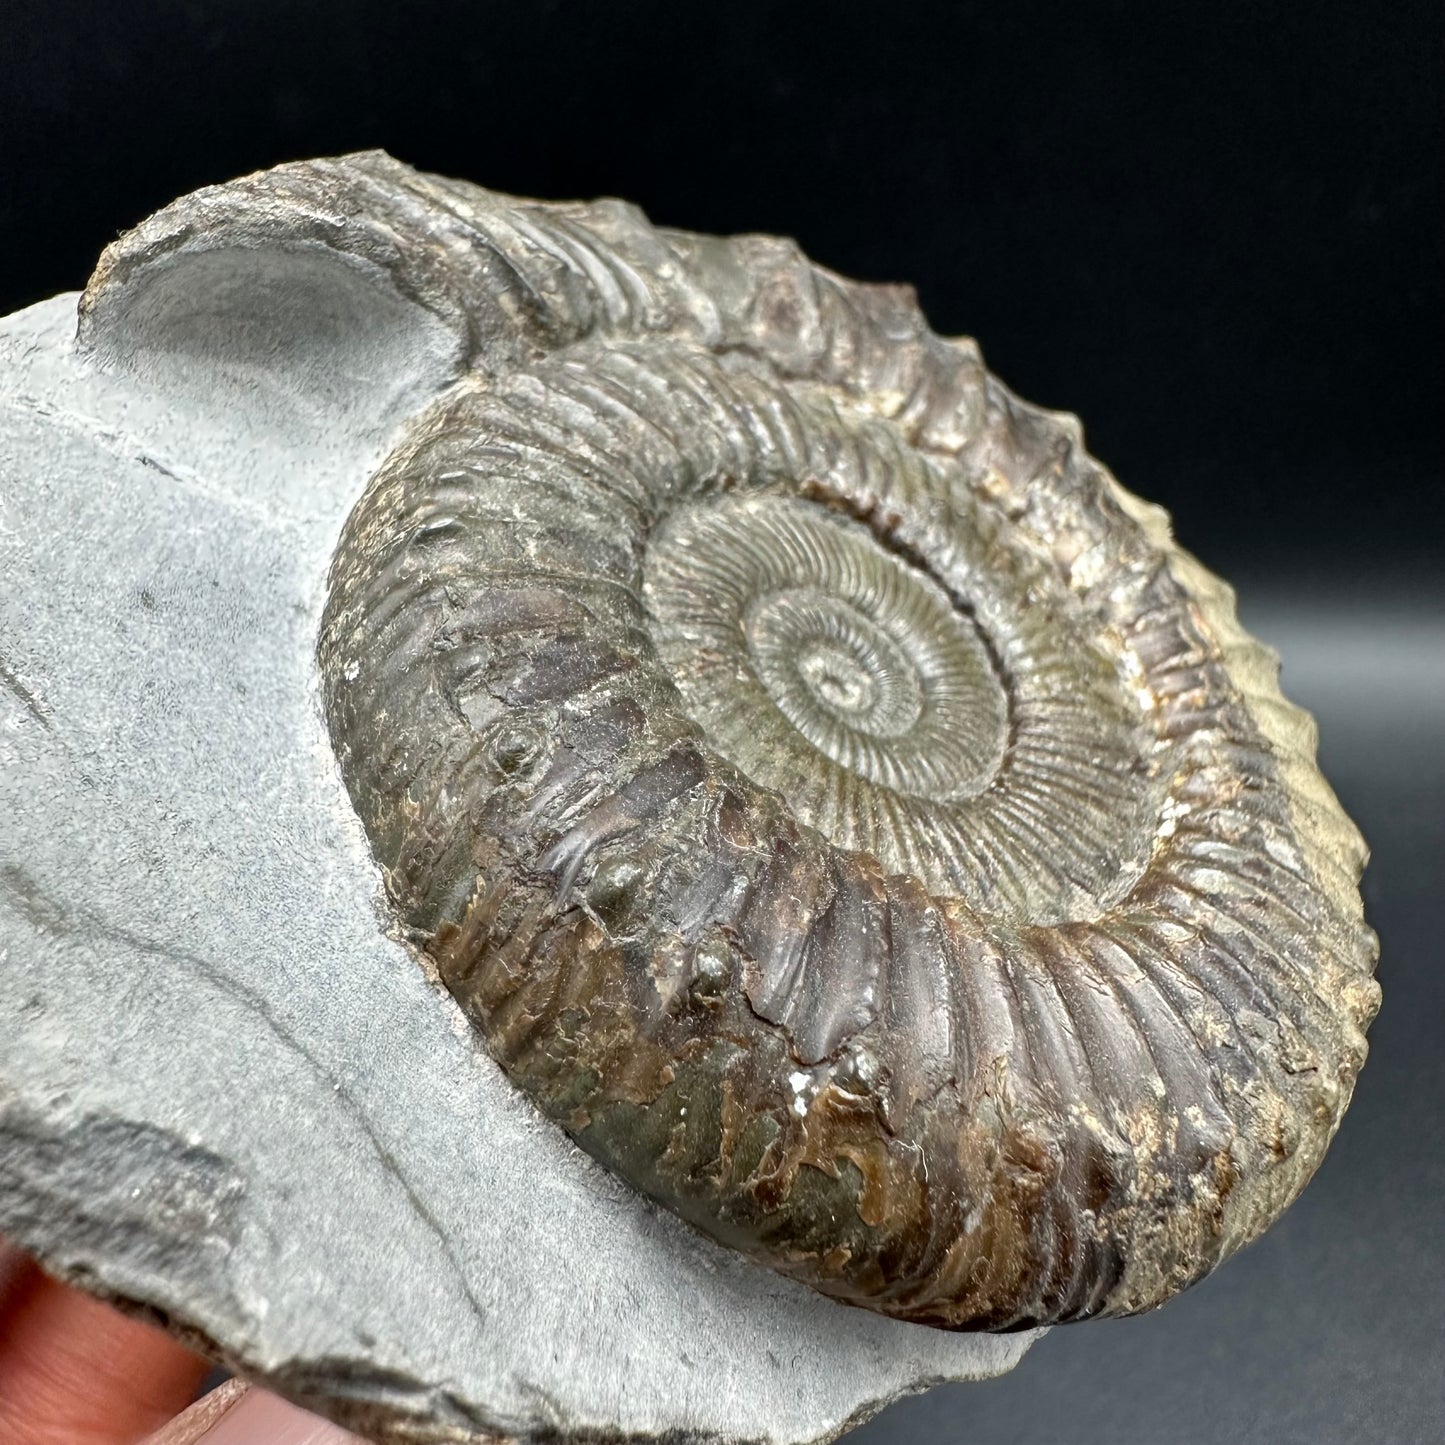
[238,152,1387,1328]
[647,492,1009,863]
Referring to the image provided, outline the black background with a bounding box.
[3,3,1441,1442]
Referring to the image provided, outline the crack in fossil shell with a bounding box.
[98,151,1379,1330]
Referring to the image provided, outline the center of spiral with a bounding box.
[643,491,1011,854]
[800,645,875,714]
[744,588,924,741]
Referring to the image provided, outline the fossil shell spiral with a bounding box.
[100,154,1377,1329]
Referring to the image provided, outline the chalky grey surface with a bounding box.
[0,275,1035,1444]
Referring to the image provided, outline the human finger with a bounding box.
[0,1239,210,1445]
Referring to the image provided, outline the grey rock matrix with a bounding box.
[0,154,1035,1445]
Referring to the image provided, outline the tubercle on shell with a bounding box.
[82,151,1380,1330]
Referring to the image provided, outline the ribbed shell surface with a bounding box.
[96,153,1380,1329]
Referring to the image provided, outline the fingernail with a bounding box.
[140,1378,250,1445]
[196,1385,366,1443]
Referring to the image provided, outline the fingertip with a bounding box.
[179,1386,369,1444]
[139,1378,250,1445]
[0,1245,211,1445]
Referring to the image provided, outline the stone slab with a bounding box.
[0,290,1035,1445]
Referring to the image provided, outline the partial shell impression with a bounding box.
[97,154,1379,1330]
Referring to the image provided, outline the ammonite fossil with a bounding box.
[102,153,1377,1331]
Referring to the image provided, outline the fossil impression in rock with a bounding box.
[88,152,1378,1333]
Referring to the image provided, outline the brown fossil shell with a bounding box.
[103,153,1378,1329]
